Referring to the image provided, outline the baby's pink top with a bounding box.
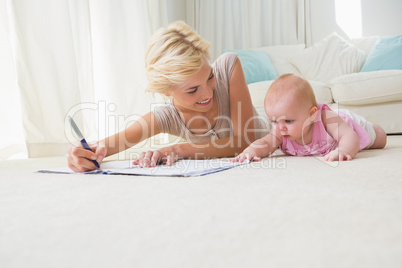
[280,104,371,156]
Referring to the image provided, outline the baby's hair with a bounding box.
[145,21,211,95]
[265,74,317,107]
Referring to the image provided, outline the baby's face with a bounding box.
[265,98,314,144]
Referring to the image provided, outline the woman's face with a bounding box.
[166,60,216,113]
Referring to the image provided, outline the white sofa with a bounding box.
[247,33,402,134]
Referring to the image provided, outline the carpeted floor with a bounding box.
[1,135,402,268]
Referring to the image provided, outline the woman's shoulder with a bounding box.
[152,104,182,133]
[213,52,239,85]
[153,103,177,120]
[215,51,238,62]
[214,52,238,70]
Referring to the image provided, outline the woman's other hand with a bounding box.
[133,146,180,168]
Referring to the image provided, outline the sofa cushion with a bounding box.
[361,35,402,72]
[224,50,277,84]
[330,70,402,105]
[248,80,333,107]
[251,44,305,76]
[351,36,379,55]
[247,81,271,107]
[288,33,366,83]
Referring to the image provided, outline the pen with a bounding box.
[68,115,100,168]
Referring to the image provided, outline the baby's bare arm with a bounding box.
[231,132,281,162]
[322,110,360,161]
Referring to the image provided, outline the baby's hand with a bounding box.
[324,149,353,162]
[230,149,261,163]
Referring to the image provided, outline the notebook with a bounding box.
[38,158,248,177]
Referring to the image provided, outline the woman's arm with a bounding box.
[228,57,257,147]
[322,109,360,161]
[68,112,160,172]
[104,112,160,157]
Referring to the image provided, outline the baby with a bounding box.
[232,74,387,162]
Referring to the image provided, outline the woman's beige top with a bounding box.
[153,52,269,143]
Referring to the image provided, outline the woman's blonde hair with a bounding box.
[145,21,211,95]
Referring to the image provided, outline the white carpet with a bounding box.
[1,136,402,268]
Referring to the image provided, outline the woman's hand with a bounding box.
[67,142,107,172]
[133,146,180,168]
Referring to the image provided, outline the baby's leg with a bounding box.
[369,123,387,149]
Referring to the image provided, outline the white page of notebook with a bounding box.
[38,159,247,177]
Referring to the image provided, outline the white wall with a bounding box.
[310,0,402,44]
[165,0,186,22]
[361,0,402,36]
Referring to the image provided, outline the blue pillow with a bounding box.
[361,35,402,72]
[224,49,277,84]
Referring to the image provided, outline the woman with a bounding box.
[68,21,268,172]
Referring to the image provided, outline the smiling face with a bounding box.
[265,74,317,145]
[166,59,216,113]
